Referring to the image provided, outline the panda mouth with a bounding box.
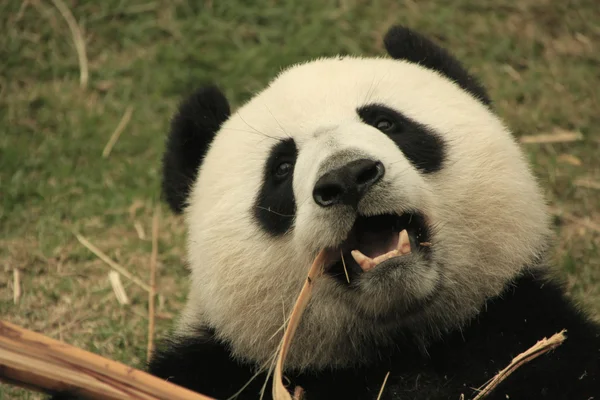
[325,212,430,283]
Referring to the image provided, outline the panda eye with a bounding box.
[274,162,293,179]
[375,118,395,132]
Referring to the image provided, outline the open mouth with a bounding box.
[325,212,431,284]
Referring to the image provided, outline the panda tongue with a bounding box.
[351,230,411,272]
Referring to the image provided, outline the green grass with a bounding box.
[1,1,599,398]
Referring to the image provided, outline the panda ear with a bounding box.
[383,25,491,106]
[162,85,230,214]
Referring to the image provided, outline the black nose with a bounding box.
[313,159,385,208]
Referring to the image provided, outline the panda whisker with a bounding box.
[256,206,295,218]
[263,101,292,140]
[361,73,380,106]
[387,158,418,168]
[222,127,283,142]
[236,111,286,141]
[361,70,390,106]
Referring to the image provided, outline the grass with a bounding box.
[1,0,599,398]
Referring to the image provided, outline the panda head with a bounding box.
[162,26,551,370]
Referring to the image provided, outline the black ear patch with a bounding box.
[162,85,230,214]
[383,26,491,106]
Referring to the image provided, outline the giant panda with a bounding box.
[52,26,600,400]
[146,25,600,399]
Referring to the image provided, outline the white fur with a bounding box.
[176,56,551,370]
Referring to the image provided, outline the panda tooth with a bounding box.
[373,249,398,264]
[398,229,411,255]
[351,250,376,272]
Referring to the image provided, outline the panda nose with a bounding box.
[313,159,385,208]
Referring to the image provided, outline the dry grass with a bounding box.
[49,0,88,88]
[102,106,134,158]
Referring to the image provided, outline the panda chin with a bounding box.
[324,212,431,284]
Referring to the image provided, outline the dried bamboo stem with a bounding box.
[0,320,214,400]
[74,232,153,293]
[102,106,134,158]
[13,268,21,304]
[520,130,583,144]
[272,250,328,400]
[376,371,390,400]
[472,330,567,400]
[108,271,129,305]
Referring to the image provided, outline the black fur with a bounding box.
[384,26,491,106]
[162,85,230,214]
[253,138,298,235]
[140,270,600,400]
[357,104,446,174]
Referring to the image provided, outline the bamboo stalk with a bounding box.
[272,250,328,400]
[0,320,214,400]
[472,330,567,400]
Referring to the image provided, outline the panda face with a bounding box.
[170,53,551,369]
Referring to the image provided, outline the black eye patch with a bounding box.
[253,138,298,236]
[357,104,446,174]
